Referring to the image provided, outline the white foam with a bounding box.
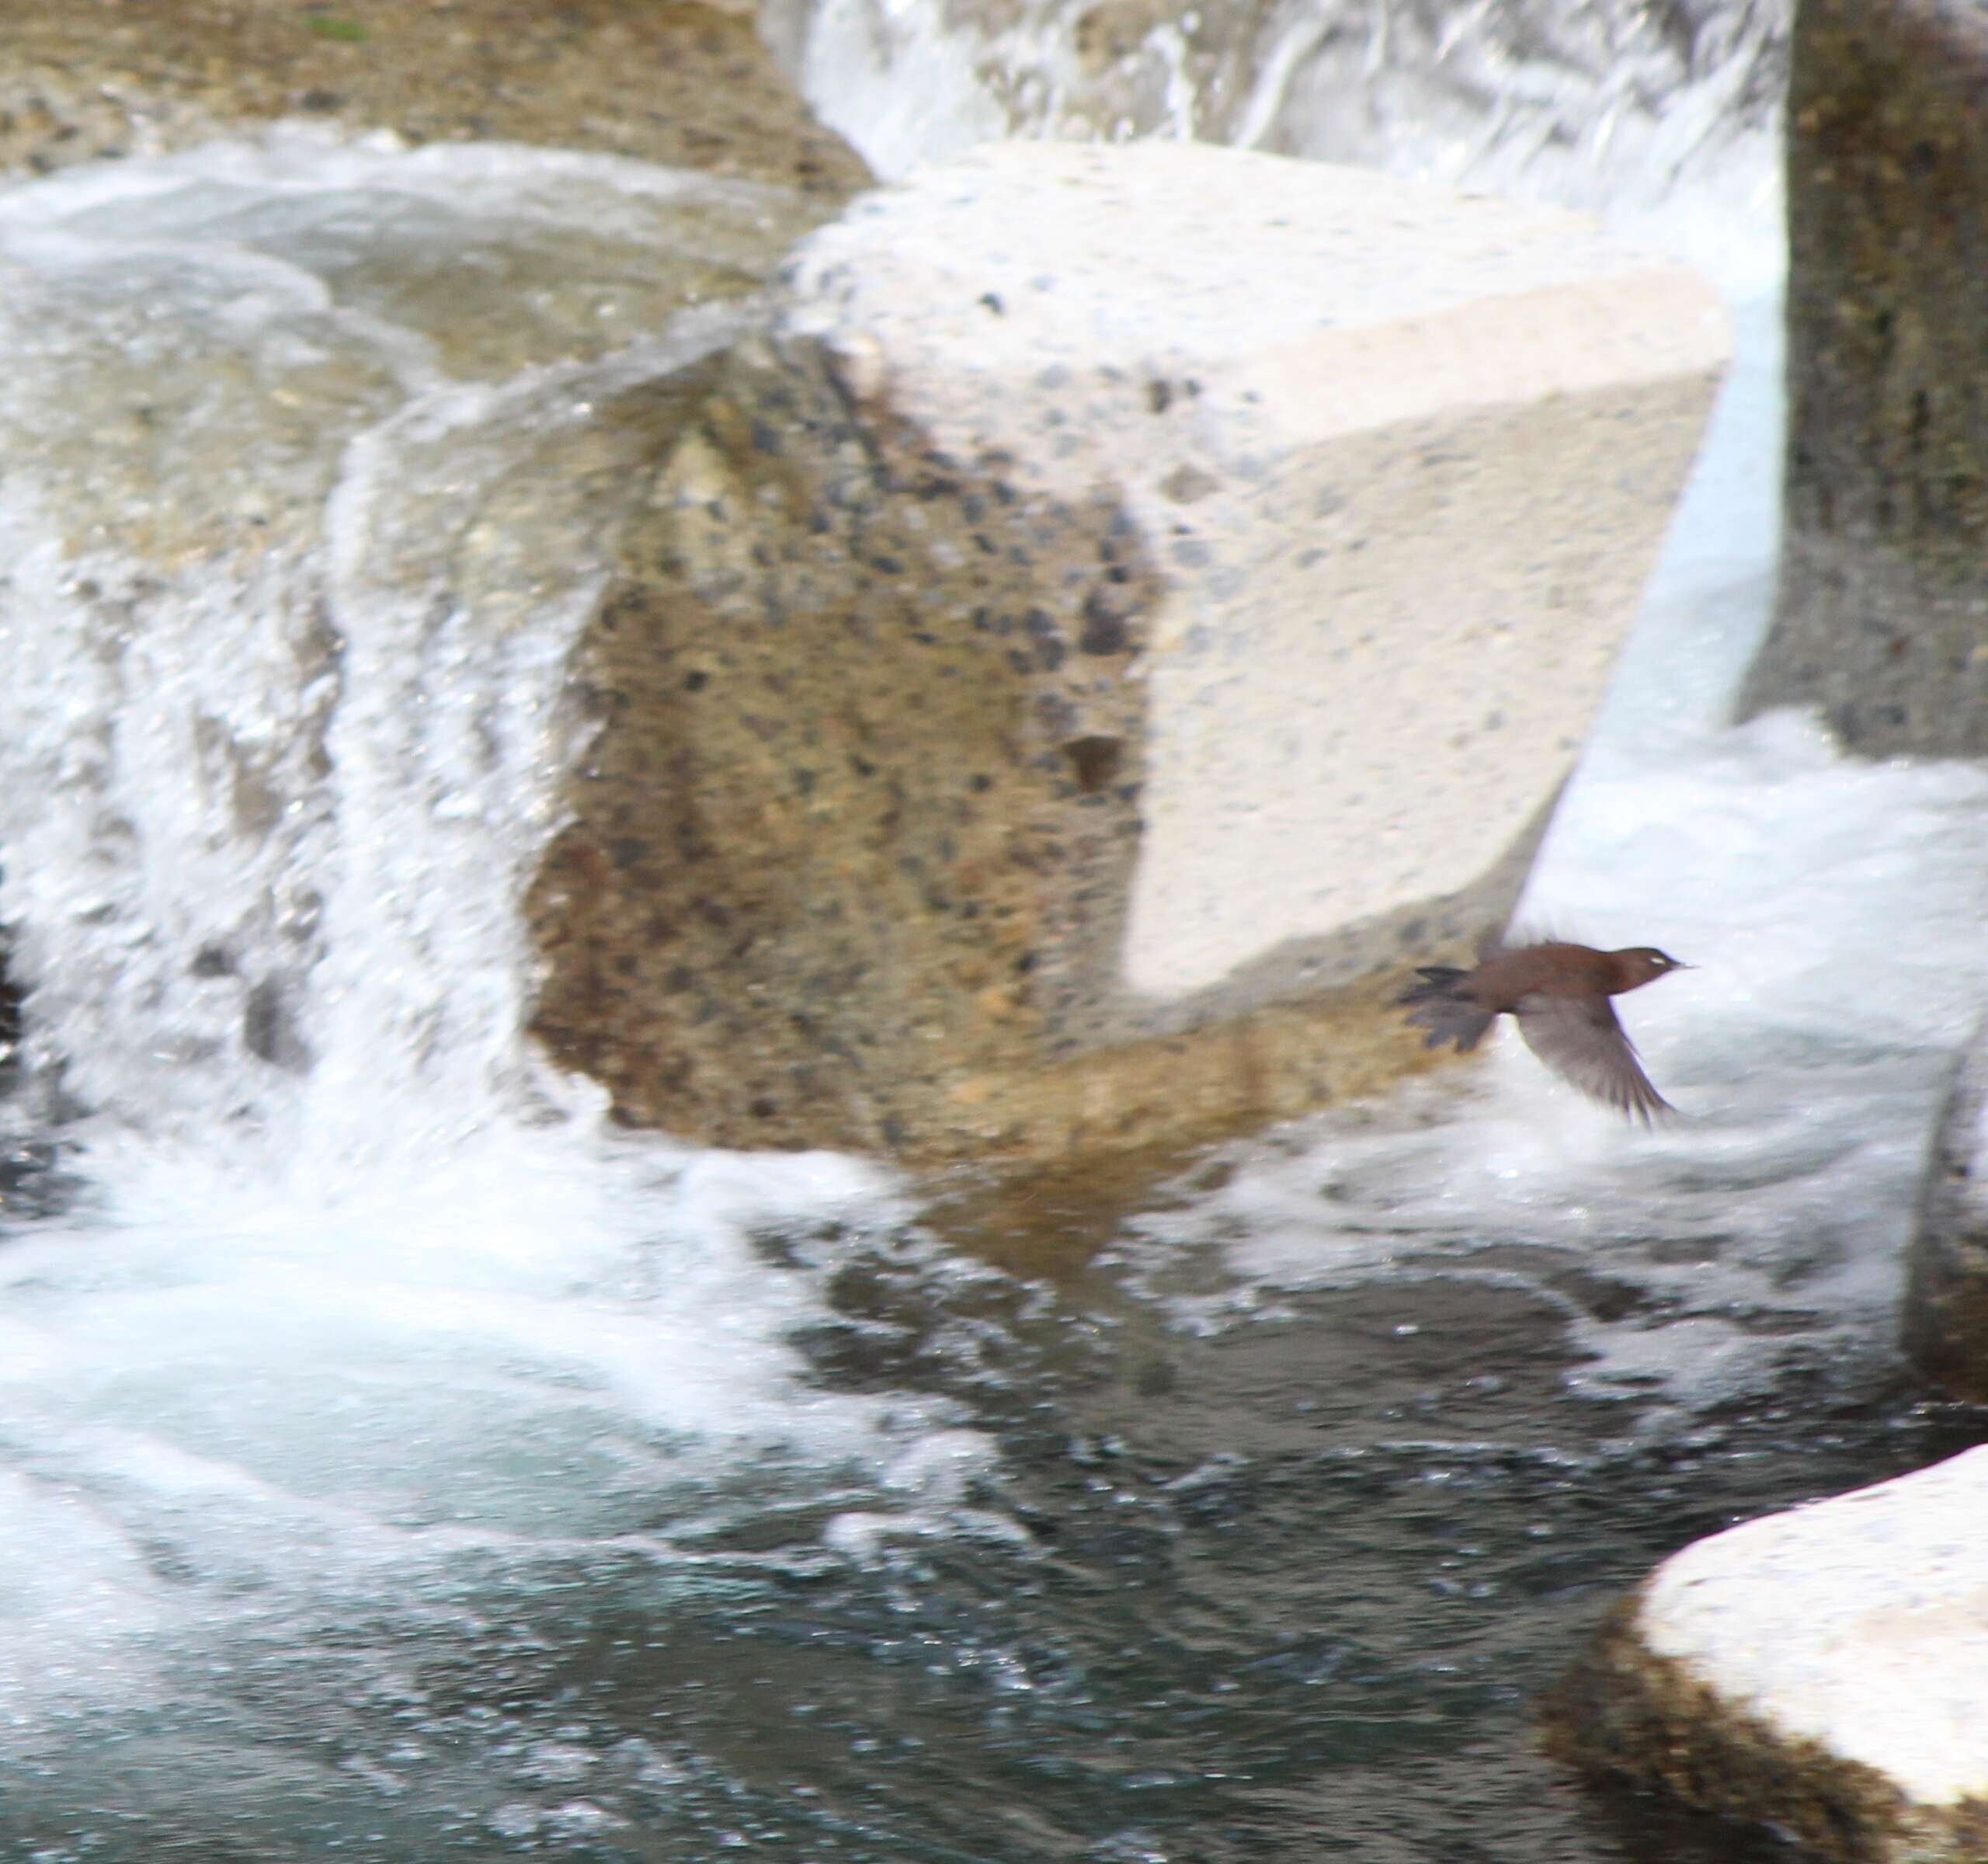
[0,1122,956,1720]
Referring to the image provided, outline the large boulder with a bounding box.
[1553,1446,1988,1863]
[1738,0,1988,754]
[526,139,1727,1162]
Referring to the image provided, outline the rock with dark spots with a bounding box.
[1077,591,1129,655]
[1736,0,1988,754]
[528,328,1197,1161]
[1062,735,1123,793]
[527,139,1723,1163]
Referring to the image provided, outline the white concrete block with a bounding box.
[784,139,1726,1017]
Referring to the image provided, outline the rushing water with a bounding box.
[2,5,1986,1859]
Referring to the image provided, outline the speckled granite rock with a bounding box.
[526,140,1726,1161]
[1737,0,1988,755]
[1552,1447,1988,1862]
[1904,1024,1988,1399]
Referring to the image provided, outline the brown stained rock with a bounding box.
[776,144,1724,1028]
[524,330,1456,1161]
[1548,1601,1918,1864]
[0,0,867,198]
[1550,1446,1988,1862]
[1737,0,1988,753]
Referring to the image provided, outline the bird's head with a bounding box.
[1611,947,1689,990]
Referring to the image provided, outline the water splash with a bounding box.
[766,0,1788,292]
[0,132,981,1767]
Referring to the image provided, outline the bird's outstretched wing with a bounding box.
[1514,992,1673,1124]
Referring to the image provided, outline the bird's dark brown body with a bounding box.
[1398,940,1686,1122]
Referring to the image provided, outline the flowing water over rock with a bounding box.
[1,7,1986,1859]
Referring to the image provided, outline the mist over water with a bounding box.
[1,5,1984,1858]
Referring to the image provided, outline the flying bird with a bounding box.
[1398,939,1687,1122]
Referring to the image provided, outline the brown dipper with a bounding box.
[1398,940,1687,1122]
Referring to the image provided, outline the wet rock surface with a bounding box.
[762,0,1788,231]
[0,130,826,1132]
[0,8,1724,1170]
[1738,0,1988,755]
[0,2,862,1134]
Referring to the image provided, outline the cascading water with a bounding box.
[0,133,1006,1856]
[1,9,1985,1861]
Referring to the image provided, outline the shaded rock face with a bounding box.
[527,330,1441,1160]
[0,130,836,1140]
[1552,1602,1923,1864]
[528,332,1159,1153]
[1738,0,1988,753]
[0,0,866,199]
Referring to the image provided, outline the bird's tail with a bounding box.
[1396,966,1496,1053]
